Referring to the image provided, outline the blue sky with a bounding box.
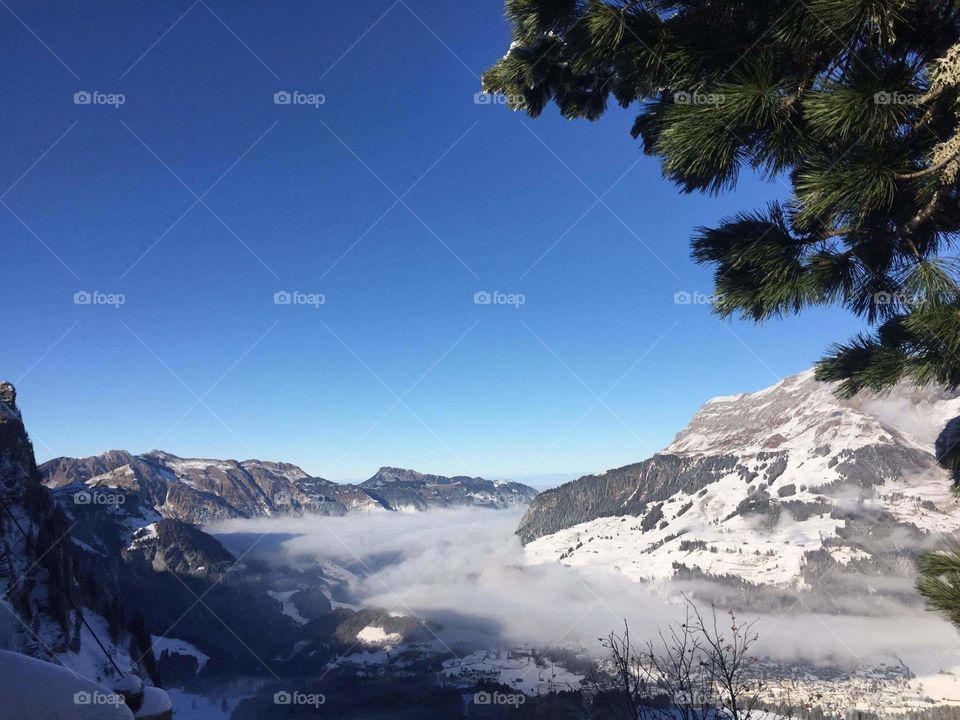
[2,0,864,484]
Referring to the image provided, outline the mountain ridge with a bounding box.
[39,451,537,524]
[518,370,960,599]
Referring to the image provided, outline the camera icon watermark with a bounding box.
[872,290,922,307]
[73,490,126,507]
[473,91,522,106]
[273,690,325,707]
[673,290,714,305]
[73,91,125,108]
[473,290,525,308]
[74,290,126,308]
[673,90,725,105]
[273,90,326,108]
[873,91,921,105]
[474,691,525,707]
[273,290,325,308]
[74,691,125,707]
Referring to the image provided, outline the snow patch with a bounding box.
[356,625,402,646]
[151,635,209,672]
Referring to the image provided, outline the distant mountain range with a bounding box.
[519,370,960,608]
[39,451,537,525]
[0,382,538,686]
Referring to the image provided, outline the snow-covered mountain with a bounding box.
[520,370,960,600]
[40,450,342,523]
[39,452,537,525]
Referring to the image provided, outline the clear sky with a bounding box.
[2,0,864,484]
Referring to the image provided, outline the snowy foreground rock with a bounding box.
[0,650,171,720]
[521,370,960,596]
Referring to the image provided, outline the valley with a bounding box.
[6,370,960,718]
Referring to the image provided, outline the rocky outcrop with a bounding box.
[0,382,38,501]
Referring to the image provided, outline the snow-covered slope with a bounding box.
[521,371,960,594]
[0,650,134,720]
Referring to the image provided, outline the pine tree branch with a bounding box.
[896,142,960,180]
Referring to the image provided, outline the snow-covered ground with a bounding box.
[152,635,210,673]
[165,678,263,720]
[356,625,403,646]
[266,590,309,625]
[441,649,584,695]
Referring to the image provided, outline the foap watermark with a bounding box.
[74,290,125,308]
[675,690,717,706]
[874,91,921,106]
[474,691,526,707]
[674,90,725,105]
[474,91,522,106]
[273,690,325,708]
[73,691,125,707]
[274,90,326,108]
[474,290,525,308]
[274,290,325,308]
[873,290,923,307]
[673,290,714,305]
[73,490,125,507]
[74,91,125,108]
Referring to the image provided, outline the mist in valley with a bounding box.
[209,507,960,676]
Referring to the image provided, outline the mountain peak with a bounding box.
[0,382,27,463]
[368,467,428,483]
[666,369,960,457]
[0,381,16,410]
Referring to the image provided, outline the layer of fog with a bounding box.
[857,383,960,446]
[209,507,960,674]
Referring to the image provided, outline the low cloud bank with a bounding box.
[209,508,960,673]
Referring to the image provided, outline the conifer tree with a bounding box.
[485,0,960,628]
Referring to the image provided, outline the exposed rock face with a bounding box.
[41,450,138,488]
[39,452,538,525]
[0,382,34,500]
[519,370,960,595]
